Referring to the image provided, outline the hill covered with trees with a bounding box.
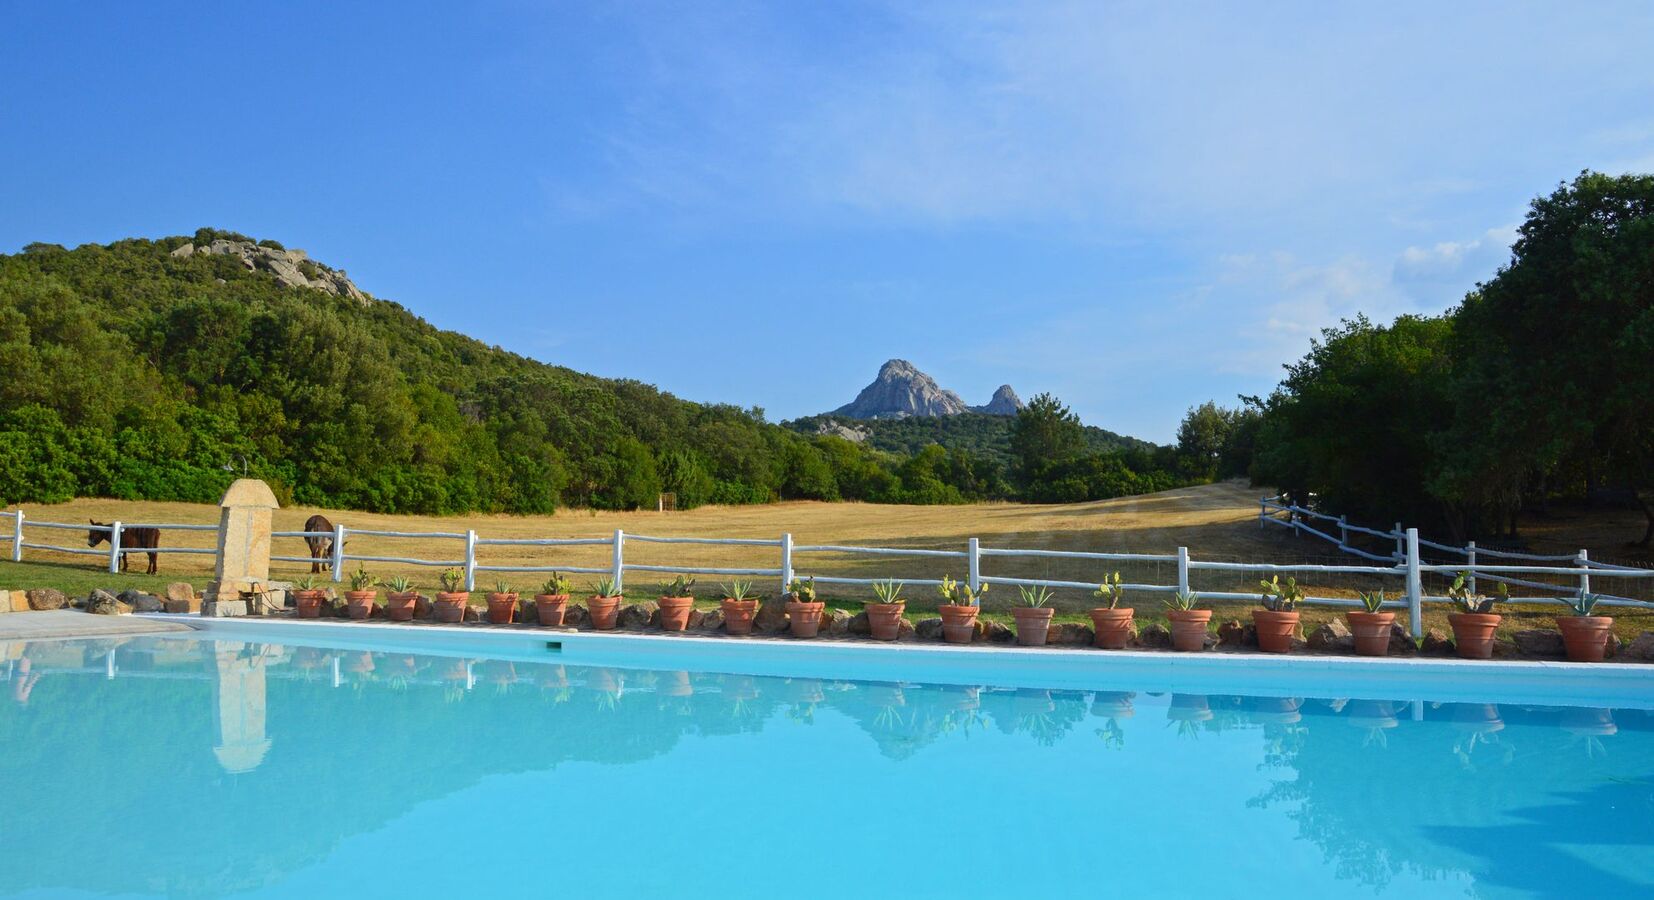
[0,230,1198,513]
[1181,172,1654,547]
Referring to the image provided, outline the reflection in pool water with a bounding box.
[1,636,1650,898]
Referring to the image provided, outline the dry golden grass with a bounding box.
[4,480,1650,641]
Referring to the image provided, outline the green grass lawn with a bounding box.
[0,559,206,600]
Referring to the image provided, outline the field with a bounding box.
[4,481,1650,641]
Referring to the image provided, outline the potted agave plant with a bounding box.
[485,579,518,624]
[1090,572,1133,650]
[936,575,986,644]
[1446,573,1502,659]
[1254,575,1303,653]
[345,565,378,620]
[293,574,327,619]
[535,572,572,626]
[1348,590,1395,656]
[785,577,825,638]
[1012,585,1056,646]
[658,574,697,632]
[588,577,623,630]
[384,575,419,622]
[1556,590,1613,663]
[866,579,906,641]
[1164,590,1210,652]
[721,580,759,635]
[434,567,469,624]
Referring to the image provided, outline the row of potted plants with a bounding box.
[290,566,1622,663]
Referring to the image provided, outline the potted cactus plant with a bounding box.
[293,574,327,619]
[721,579,759,635]
[588,577,623,630]
[1012,584,1056,646]
[434,567,469,624]
[535,572,572,626]
[658,574,697,632]
[1254,575,1302,653]
[1446,574,1502,659]
[866,579,906,641]
[485,579,518,624]
[1347,590,1395,656]
[1556,590,1612,663]
[384,575,419,622]
[936,575,985,644]
[345,565,378,620]
[785,577,825,638]
[1090,572,1133,650]
[1165,590,1210,652]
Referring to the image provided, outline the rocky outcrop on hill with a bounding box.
[974,384,1023,415]
[830,359,1022,420]
[172,239,368,303]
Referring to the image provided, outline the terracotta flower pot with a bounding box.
[534,594,569,626]
[659,596,695,632]
[345,590,377,620]
[1448,612,1502,659]
[294,589,326,619]
[1557,615,1613,663]
[722,598,759,635]
[786,600,825,638]
[866,602,905,640]
[937,604,979,644]
[1012,607,1055,646]
[1167,609,1213,652]
[434,591,469,624]
[588,595,622,630]
[1089,607,1135,649]
[1252,609,1300,653]
[485,593,518,624]
[1346,611,1395,656]
[384,591,419,622]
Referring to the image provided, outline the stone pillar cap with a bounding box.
[219,479,280,509]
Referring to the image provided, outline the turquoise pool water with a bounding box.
[1,634,1650,898]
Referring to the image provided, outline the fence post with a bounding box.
[780,532,794,593]
[1577,549,1590,597]
[612,529,625,595]
[1338,515,1348,548]
[108,521,123,574]
[1466,541,1477,596]
[1393,523,1404,561]
[1258,498,1266,529]
[331,523,346,582]
[1176,546,1190,596]
[968,538,981,594]
[464,530,478,593]
[1405,528,1423,639]
[11,509,21,562]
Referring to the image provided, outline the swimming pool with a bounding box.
[2,630,1650,898]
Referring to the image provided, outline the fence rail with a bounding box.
[5,505,1653,634]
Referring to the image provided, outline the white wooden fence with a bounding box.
[5,506,1653,639]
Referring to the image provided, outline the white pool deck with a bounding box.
[93,612,1654,710]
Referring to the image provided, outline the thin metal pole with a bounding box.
[1406,528,1423,639]
[108,521,123,574]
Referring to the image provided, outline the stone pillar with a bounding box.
[202,479,280,616]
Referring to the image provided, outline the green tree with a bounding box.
[1009,392,1086,487]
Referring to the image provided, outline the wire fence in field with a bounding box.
[4,503,1653,638]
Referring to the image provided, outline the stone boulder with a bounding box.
[1307,619,1355,653]
[617,602,658,630]
[7,590,28,612]
[915,617,944,641]
[27,588,69,611]
[822,608,852,636]
[1512,629,1566,659]
[1136,623,1173,649]
[1420,628,1455,655]
[847,611,870,636]
[1387,623,1418,656]
[463,604,485,622]
[86,590,132,616]
[414,595,434,620]
[1047,622,1095,646]
[752,598,790,634]
[982,620,1014,643]
[117,589,165,613]
[1624,631,1654,661]
[696,606,725,632]
[563,603,591,627]
[1216,619,1247,648]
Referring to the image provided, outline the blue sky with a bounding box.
[4,2,1652,442]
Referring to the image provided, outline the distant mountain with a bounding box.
[830,359,1023,419]
[785,412,1156,470]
